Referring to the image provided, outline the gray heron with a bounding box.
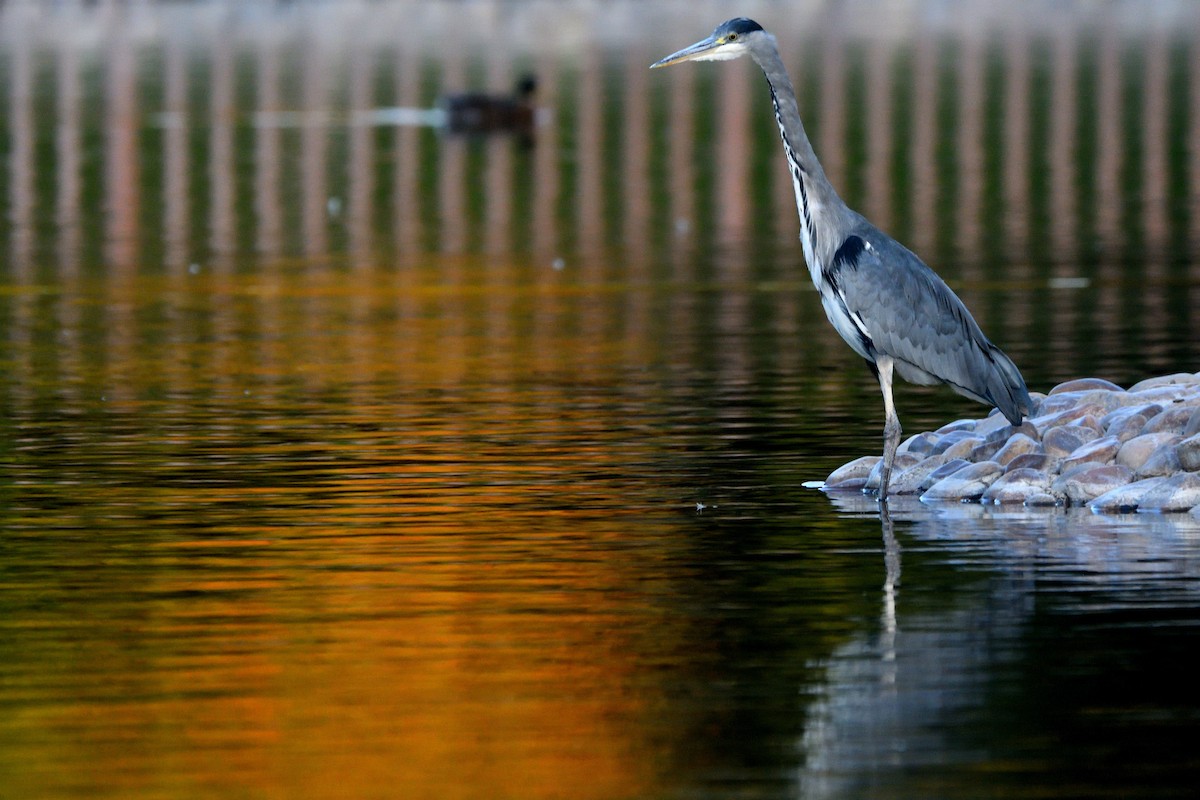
[652,18,1031,498]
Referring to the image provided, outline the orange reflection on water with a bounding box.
[0,253,683,796]
[9,406,671,798]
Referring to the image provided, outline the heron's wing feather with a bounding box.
[830,228,1030,422]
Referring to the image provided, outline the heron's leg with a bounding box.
[875,355,901,499]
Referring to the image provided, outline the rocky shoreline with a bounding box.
[822,373,1200,517]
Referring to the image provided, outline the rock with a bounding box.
[1068,414,1105,436]
[1051,463,1135,505]
[930,429,979,455]
[1132,384,1200,405]
[987,420,1040,446]
[1034,393,1091,418]
[992,433,1042,466]
[1135,442,1183,479]
[1060,435,1122,472]
[1184,408,1200,438]
[973,412,1018,440]
[1005,452,1057,473]
[1043,425,1100,458]
[1127,373,1199,392]
[1100,403,1162,431]
[1136,473,1200,512]
[865,452,922,491]
[1175,433,1200,471]
[1026,391,1049,415]
[917,458,972,492]
[1027,407,1071,432]
[1048,377,1124,394]
[1140,404,1200,435]
[1116,432,1181,472]
[942,436,985,460]
[1034,389,1130,418]
[825,456,880,490]
[935,419,976,435]
[966,439,1005,463]
[1028,404,1102,436]
[897,432,939,457]
[887,454,954,495]
[981,467,1057,504]
[1107,411,1155,443]
[823,375,1200,508]
[1087,477,1168,513]
[921,461,1003,502]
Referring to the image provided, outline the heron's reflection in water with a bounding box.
[803,491,1200,797]
[880,502,900,685]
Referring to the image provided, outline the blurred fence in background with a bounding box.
[2,0,1197,272]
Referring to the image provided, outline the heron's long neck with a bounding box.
[753,43,850,283]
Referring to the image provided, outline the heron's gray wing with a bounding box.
[828,228,1030,422]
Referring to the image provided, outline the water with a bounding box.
[2,1,1200,797]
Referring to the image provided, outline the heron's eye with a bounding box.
[726,33,738,42]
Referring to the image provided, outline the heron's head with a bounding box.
[650,18,766,69]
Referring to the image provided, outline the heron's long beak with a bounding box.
[650,35,721,69]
